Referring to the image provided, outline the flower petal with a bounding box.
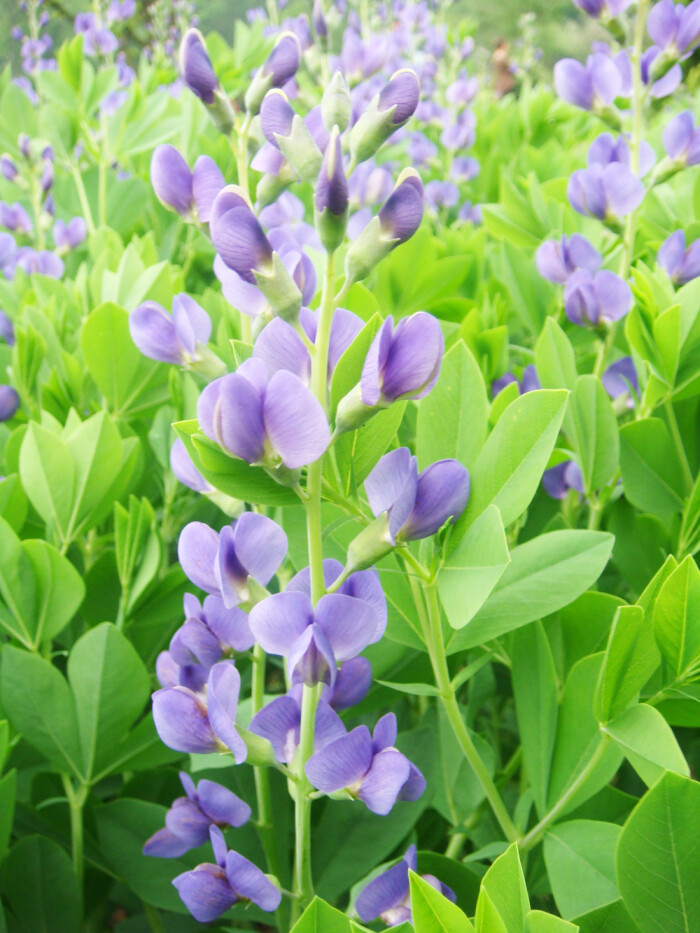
[192,156,225,222]
[225,850,282,911]
[173,865,235,923]
[206,662,247,763]
[253,317,311,382]
[178,522,220,595]
[356,858,409,922]
[143,826,191,858]
[305,725,373,792]
[129,301,183,364]
[263,370,330,468]
[315,593,378,662]
[232,512,288,588]
[197,779,252,827]
[249,694,301,763]
[249,591,313,656]
[358,748,411,815]
[152,687,218,754]
[401,459,470,540]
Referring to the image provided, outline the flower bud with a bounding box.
[349,69,420,165]
[313,0,328,41]
[18,134,30,159]
[321,71,351,133]
[0,385,20,421]
[315,126,348,252]
[245,32,302,116]
[211,205,274,284]
[0,155,18,182]
[40,159,53,192]
[260,90,322,183]
[151,145,193,217]
[179,28,218,104]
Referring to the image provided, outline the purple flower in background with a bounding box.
[492,364,540,397]
[0,202,33,235]
[259,192,320,251]
[356,845,456,926]
[305,713,425,815]
[170,439,213,494]
[0,155,18,182]
[408,133,437,165]
[451,156,480,181]
[573,0,632,17]
[249,685,346,764]
[15,248,64,279]
[130,294,211,365]
[536,234,602,284]
[366,448,470,543]
[602,357,639,407]
[100,89,128,116]
[178,513,287,609]
[613,47,681,99]
[179,29,218,103]
[587,133,656,176]
[152,660,247,760]
[663,111,700,166]
[648,0,700,55]
[107,0,135,22]
[446,72,478,105]
[568,163,644,221]
[53,217,87,252]
[0,386,20,421]
[150,146,225,221]
[197,358,329,469]
[658,229,700,284]
[440,109,477,150]
[173,826,281,922]
[144,773,251,858]
[0,311,15,345]
[564,269,633,326]
[0,234,17,278]
[249,589,379,687]
[543,461,585,499]
[362,313,443,407]
[74,13,118,56]
[554,53,622,110]
[425,181,460,212]
[377,171,424,244]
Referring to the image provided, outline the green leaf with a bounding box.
[61,410,123,536]
[0,646,83,780]
[0,770,16,863]
[460,389,568,531]
[617,772,700,933]
[19,422,75,542]
[447,531,614,653]
[525,911,580,932]
[80,302,169,417]
[416,340,488,471]
[619,419,685,516]
[478,844,529,933]
[1,836,82,933]
[330,313,382,417]
[652,555,700,683]
[67,623,150,782]
[573,899,639,933]
[409,870,475,932]
[535,317,578,392]
[602,704,688,787]
[543,820,620,920]
[289,897,355,932]
[334,403,407,495]
[375,680,442,696]
[512,622,559,817]
[416,852,481,916]
[438,505,510,630]
[594,606,660,723]
[475,887,509,933]
[568,375,619,495]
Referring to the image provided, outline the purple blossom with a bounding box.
[178,513,287,609]
[0,234,17,278]
[564,269,633,326]
[15,248,63,279]
[408,133,437,165]
[543,461,585,499]
[0,156,18,182]
[567,163,644,221]
[663,111,700,166]
[658,229,700,284]
[648,0,700,55]
[348,163,395,208]
[150,146,225,221]
[263,32,302,86]
[377,171,424,243]
[74,13,118,56]
[553,53,622,111]
[615,47,681,99]
[378,69,420,125]
[602,357,639,406]
[305,713,425,815]
[179,29,218,103]
[210,205,274,285]
[144,773,251,858]
[361,313,443,407]
[129,294,211,365]
[214,255,268,318]
[53,217,87,252]
[197,358,329,470]
[587,133,656,176]
[451,156,480,181]
[152,660,247,760]
[425,181,460,212]
[315,126,348,216]
[440,110,477,150]
[170,439,213,493]
[365,448,470,543]
[167,592,255,675]
[173,826,281,922]
[536,234,601,284]
[446,73,478,105]
[0,202,33,235]
[356,845,456,926]
[249,685,346,764]
[0,311,15,345]
[573,0,633,17]
[260,89,295,147]
[0,386,20,421]
[492,364,540,397]
[107,0,135,22]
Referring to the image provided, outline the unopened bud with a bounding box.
[321,70,351,133]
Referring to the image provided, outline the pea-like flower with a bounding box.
[173,826,281,922]
[0,385,20,421]
[536,234,601,284]
[315,126,348,250]
[602,357,639,408]
[150,145,225,221]
[0,155,17,182]
[245,32,302,114]
[152,660,247,761]
[305,713,425,815]
[53,217,87,253]
[492,364,540,397]
[648,0,700,56]
[362,313,443,407]
[197,358,330,471]
[587,132,656,176]
[144,772,251,858]
[0,311,15,345]
[543,461,584,500]
[567,163,644,221]
[177,513,287,609]
[0,201,33,234]
[179,29,219,103]
[564,269,633,326]
[129,294,212,365]
[356,845,456,926]
[249,590,380,688]
[350,69,421,165]
[663,111,700,166]
[554,53,622,111]
[572,0,632,17]
[169,593,255,668]
[658,229,700,284]
[249,685,346,764]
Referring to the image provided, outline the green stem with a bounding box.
[142,901,166,933]
[71,166,96,236]
[519,734,611,853]
[421,582,519,844]
[445,832,467,860]
[61,775,86,888]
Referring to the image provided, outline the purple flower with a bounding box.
[377,170,424,244]
[0,311,14,345]
[554,53,622,111]
[602,357,639,406]
[144,772,251,858]
[446,73,478,105]
[107,0,135,22]
[440,110,477,151]
[0,202,33,235]
[305,713,425,815]
[536,234,601,284]
[152,660,247,761]
[365,448,470,543]
[15,248,64,279]
[53,217,87,252]
[173,826,281,922]
[315,126,348,216]
[573,0,632,17]
[567,163,644,221]
[408,133,437,165]
[168,593,255,674]
[348,163,394,208]
[264,31,302,87]
[425,181,459,212]
[74,13,118,56]
[170,438,212,493]
[648,0,700,55]
[451,156,480,181]
[249,588,380,687]
[210,205,274,285]
[587,133,656,177]
[492,364,540,397]
[564,269,633,326]
[197,358,329,470]
[179,29,218,103]
[0,155,18,182]
[214,255,268,318]
[0,386,20,421]
[378,69,420,126]
[356,845,456,926]
[658,229,700,284]
[260,89,296,148]
[178,513,287,609]
[613,47,681,99]
[543,461,585,499]
[663,111,700,166]
[361,313,443,407]
[313,0,328,38]
[249,685,346,764]
[150,146,225,221]
[130,294,211,365]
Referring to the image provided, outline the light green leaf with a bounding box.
[525,911,579,932]
[619,419,685,515]
[603,704,689,787]
[594,606,660,723]
[543,820,620,920]
[409,870,475,932]
[652,555,700,683]
[568,375,619,495]
[535,317,578,391]
[478,844,529,933]
[19,422,75,541]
